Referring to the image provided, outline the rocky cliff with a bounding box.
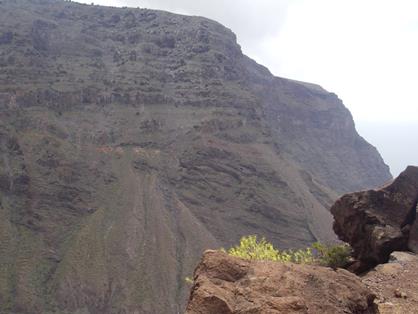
[0,0,391,312]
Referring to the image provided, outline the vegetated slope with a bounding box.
[0,0,391,312]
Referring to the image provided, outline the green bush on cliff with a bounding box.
[225,235,351,268]
[226,235,281,261]
[312,241,352,269]
[225,235,315,264]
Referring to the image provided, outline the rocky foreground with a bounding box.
[185,250,377,314]
[363,251,418,313]
[186,166,418,313]
[185,249,418,314]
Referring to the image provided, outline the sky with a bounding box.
[78,0,418,176]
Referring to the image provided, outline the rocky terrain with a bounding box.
[363,251,418,313]
[185,250,377,314]
[185,248,418,314]
[335,166,418,313]
[0,0,391,313]
[186,167,418,313]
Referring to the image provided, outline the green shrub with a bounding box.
[225,235,351,268]
[226,235,315,264]
[312,242,352,269]
[226,235,280,261]
[184,276,193,285]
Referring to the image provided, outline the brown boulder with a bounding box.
[331,166,418,270]
[185,250,377,314]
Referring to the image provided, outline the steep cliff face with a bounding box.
[0,0,391,313]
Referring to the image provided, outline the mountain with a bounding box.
[0,0,391,312]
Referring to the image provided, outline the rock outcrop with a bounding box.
[331,166,418,271]
[186,250,377,314]
[0,0,391,312]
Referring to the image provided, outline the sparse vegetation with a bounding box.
[185,276,193,285]
[225,235,351,268]
[312,241,352,269]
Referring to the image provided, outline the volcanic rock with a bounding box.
[185,250,378,314]
[331,166,418,271]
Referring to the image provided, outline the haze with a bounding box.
[78,0,418,176]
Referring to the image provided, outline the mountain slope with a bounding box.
[0,0,391,312]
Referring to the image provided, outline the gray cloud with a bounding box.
[89,0,293,47]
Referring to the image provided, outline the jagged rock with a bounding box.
[331,166,418,271]
[186,250,377,314]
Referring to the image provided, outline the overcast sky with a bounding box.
[78,0,418,176]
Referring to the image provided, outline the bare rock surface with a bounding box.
[186,250,377,314]
[362,251,418,313]
[331,166,418,271]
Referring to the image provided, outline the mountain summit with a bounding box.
[0,0,391,312]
